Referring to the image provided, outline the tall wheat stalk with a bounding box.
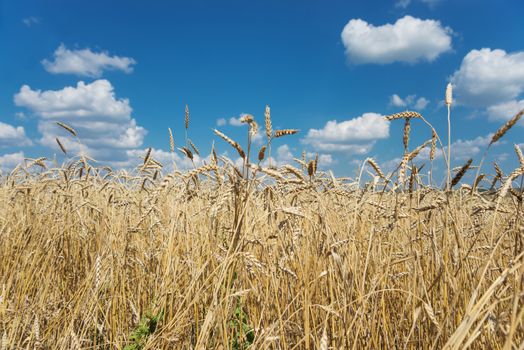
[445,83,453,191]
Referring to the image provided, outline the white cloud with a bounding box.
[422,134,493,161]
[15,112,27,120]
[487,99,524,125]
[0,151,25,172]
[22,17,39,27]
[318,154,334,167]
[14,79,147,163]
[121,148,208,171]
[229,116,243,126]
[276,144,294,164]
[14,80,131,120]
[259,144,335,168]
[302,113,389,153]
[414,97,429,110]
[450,135,492,161]
[341,15,452,64]
[0,122,32,147]
[451,49,524,107]
[390,94,428,110]
[395,0,411,8]
[306,152,335,167]
[390,94,408,107]
[216,118,227,126]
[251,132,264,145]
[42,44,136,77]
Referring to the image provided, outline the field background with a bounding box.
[1,109,523,349]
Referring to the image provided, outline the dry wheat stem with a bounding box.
[56,121,77,137]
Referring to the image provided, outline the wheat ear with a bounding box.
[265,105,273,167]
[56,137,67,155]
[168,128,175,152]
[450,158,472,188]
[56,121,77,137]
[214,129,246,159]
[472,108,524,192]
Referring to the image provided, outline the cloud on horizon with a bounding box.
[302,113,389,153]
[0,122,32,147]
[14,79,147,163]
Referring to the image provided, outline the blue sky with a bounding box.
[1,0,523,180]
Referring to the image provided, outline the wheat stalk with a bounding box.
[258,145,267,162]
[33,315,40,344]
[178,147,194,161]
[168,128,175,153]
[56,137,67,155]
[490,108,524,146]
[143,148,152,166]
[274,129,299,138]
[265,106,272,140]
[451,158,472,188]
[94,255,101,292]
[185,105,189,130]
[385,111,422,121]
[265,105,273,168]
[472,108,524,192]
[499,167,524,200]
[56,121,77,137]
[188,139,201,156]
[514,144,524,168]
[240,114,254,124]
[403,117,411,151]
[249,121,259,138]
[445,83,453,191]
[366,158,385,179]
[214,129,246,159]
[1,331,7,350]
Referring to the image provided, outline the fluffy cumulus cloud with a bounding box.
[0,151,25,172]
[302,113,389,153]
[0,122,32,147]
[421,134,493,162]
[390,94,429,110]
[450,49,524,108]
[229,116,243,127]
[14,79,147,164]
[487,99,524,124]
[448,135,492,161]
[42,44,136,77]
[341,16,452,64]
[390,94,409,107]
[275,144,294,164]
[15,80,131,120]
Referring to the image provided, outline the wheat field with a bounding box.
[0,106,523,349]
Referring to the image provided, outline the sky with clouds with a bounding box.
[0,0,523,179]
